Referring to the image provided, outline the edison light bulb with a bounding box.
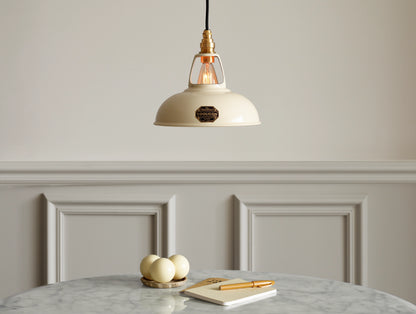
[197,58,218,84]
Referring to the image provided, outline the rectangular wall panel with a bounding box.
[234,195,368,285]
[254,214,346,281]
[63,214,153,281]
[45,193,176,283]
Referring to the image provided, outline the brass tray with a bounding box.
[140,276,187,289]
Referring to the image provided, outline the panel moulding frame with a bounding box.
[45,193,176,284]
[234,195,368,285]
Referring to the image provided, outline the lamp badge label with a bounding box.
[195,106,219,122]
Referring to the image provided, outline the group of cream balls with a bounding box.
[140,254,190,283]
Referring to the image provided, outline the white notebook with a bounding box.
[184,278,277,306]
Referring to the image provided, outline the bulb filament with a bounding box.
[197,57,218,84]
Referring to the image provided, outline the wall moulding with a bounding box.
[1,161,416,184]
[45,193,176,284]
[233,195,368,285]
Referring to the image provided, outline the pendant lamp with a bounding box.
[154,0,261,127]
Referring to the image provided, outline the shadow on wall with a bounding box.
[38,195,47,287]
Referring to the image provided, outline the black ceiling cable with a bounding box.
[205,0,209,30]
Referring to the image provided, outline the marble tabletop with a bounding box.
[1,270,415,313]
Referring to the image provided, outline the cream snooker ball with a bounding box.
[149,258,176,283]
[140,254,159,280]
[169,254,190,280]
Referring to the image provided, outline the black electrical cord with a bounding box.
[205,0,209,30]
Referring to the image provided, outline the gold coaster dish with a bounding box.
[141,277,187,289]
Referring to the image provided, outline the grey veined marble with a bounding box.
[1,270,415,313]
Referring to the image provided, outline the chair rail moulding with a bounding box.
[1,161,416,184]
[45,193,176,284]
[233,195,368,286]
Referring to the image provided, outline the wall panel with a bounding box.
[0,162,415,304]
[45,193,176,283]
[234,195,368,284]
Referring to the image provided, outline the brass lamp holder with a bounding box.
[200,30,216,63]
[200,30,215,54]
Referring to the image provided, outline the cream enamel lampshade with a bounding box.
[154,51,261,127]
[154,2,261,127]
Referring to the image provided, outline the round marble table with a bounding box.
[1,270,415,313]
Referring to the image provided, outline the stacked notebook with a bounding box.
[183,278,277,306]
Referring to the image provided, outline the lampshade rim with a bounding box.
[154,121,261,127]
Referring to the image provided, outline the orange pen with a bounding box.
[219,280,275,290]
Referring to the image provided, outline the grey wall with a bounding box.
[1,0,416,308]
[1,0,415,160]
